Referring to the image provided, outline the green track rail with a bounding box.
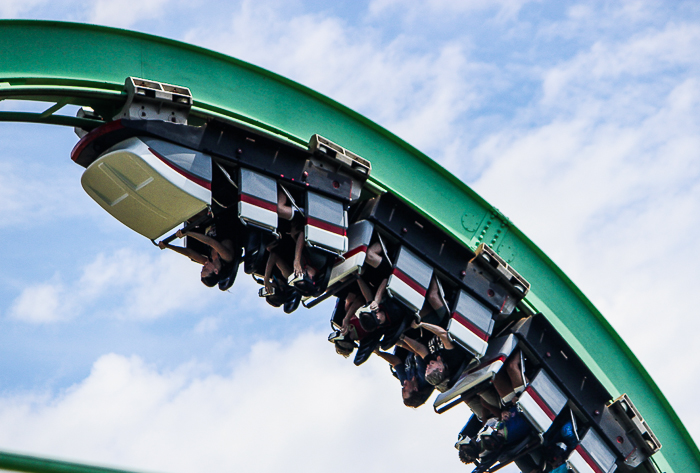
[0,20,696,473]
[0,452,152,473]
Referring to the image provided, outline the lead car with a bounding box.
[71,77,663,473]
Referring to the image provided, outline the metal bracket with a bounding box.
[114,77,192,124]
[308,134,371,177]
[74,106,103,138]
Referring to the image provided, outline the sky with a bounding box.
[1,1,700,473]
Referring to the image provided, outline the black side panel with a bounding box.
[73,119,205,167]
[201,120,305,181]
[360,194,511,312]
[514,315,611,425]
[74,119,354,202]
[201,120,353,201]
[461,261,512,313]
[363,193,472,281]
[130,119,205,149]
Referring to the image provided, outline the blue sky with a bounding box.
[1,1,700,473]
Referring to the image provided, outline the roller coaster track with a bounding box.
[0,19,697,473]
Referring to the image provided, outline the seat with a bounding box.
[218,245,243,291]
[243,228,276,275]
[327,220,374,287]
[238,168,279,233]
[456,414,483,444]
[516,368,569,434]
[433,334,518,413]
[379,309,413,350]
[353,331,382,366]
[473,431,542,473]
[289,252,335,297]
[330,297,346,330]
[304,190,348,255]
[566,427,619,473]
[447,289,495,358]
[385,245,433,313]
[283,290,302,313]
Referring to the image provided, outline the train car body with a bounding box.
[68,76,665,472]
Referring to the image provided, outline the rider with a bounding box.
[158,227,237,287]
[374,345,434,408]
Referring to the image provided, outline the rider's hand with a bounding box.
[293,262,303,278]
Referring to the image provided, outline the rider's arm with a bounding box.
[181,230,234,261]
[158,240,207,264]
[401,335,430,359]
[374,349,402,367]
[368,278,388,311]
[415,322,454,350]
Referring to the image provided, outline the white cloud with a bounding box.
[0,333,485,473]
[8,248,214,323]
[367,0,534,22]
[182,2,487,154]
[193,316,220,334]
[0,160,95,229]
[540,23,700,109]
[87,0,171,28]
[0,0,48,17]
[8,282,65,323]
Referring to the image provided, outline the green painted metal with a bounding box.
[0,452,154,473]
[0,19,697,473]
[0,451,151,473]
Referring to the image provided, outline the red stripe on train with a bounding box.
[71,119,125,164]
[343,245,368,259]
[575,445,605,473]
[307,216,346,236]
[525,385,556,421]
[392,268,427,297]
[452,312,489,341]
[240,193,278,212]
[149,147,211,190]
[466,355,506,375]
